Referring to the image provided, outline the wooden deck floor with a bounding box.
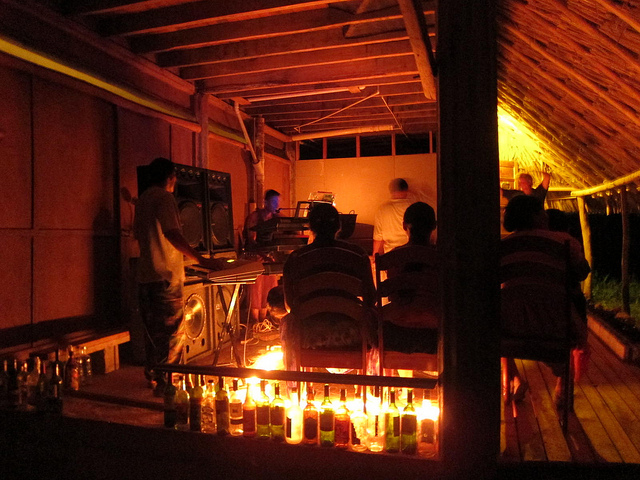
[501,333,640,464]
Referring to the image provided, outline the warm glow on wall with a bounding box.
[498,106,546,175]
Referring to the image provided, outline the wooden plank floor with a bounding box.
[501,333,640,464]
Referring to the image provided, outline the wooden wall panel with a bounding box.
[208,137,250,241]
[33,79,116,231]
[265,157,291,211]
[33,234,119,324]
[0,66,32,228]
[117,107,171,236]
[0,236,32,329]
[171,124,195,167]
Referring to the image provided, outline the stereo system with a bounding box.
[137,163,235,255]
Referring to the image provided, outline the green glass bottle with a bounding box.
[189,374,203,432]
[46,361,63,414]
[401,389,418,455]
[256,379,271,440]
[175,375,190,430]
[35,360,48,412]
[270,382,285,442]
[215,376,230,435]
[163,373,177,429]
[334,388,350,449]
[385,389,400,453]
[319,384,335,447]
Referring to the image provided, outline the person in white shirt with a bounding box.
[373,178,413,255]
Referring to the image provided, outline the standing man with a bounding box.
[134,157,221,395]
[373,178,413,255]
[502,172,551,204]
[243,189,281,325]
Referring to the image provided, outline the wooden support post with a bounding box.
[621,188,630,313]
[577,196,593,299]
[255,117,265,203]
[194,91,209,168]
[438,1,500,477]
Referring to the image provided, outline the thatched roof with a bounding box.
[3,0,640,207]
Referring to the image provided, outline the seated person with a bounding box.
[381,202,440,355]
[280,203,376,371]
[502,196,590,405]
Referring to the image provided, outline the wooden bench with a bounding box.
[1,328,130,374]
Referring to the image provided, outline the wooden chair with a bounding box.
[375,245,440,376]
[284,247,375,373]
[500,234,575,431]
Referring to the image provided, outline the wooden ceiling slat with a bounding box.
[179,40,413,80]
[201,55,419,94]
[67,1,199,16]
[99,0,354,36]
[129,4,419,54]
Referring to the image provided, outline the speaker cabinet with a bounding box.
[182,282,214,363]
[206,169,234,253]
[136,164,234,256]
[211,284,240,348]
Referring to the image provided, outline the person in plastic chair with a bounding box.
[380,202,440,355]
[280,203,376,371]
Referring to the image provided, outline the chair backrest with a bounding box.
[500,234,572,348]
[375,245,440,318]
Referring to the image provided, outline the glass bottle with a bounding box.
[256,379,271,440]
[7,359,19,408]
[189,374,203,432]
[350,386,368,452]
[64,347,80,392]
[285,387,303,445]
[401,389,418,455]
[80,346,92,386]
[242,381,257,438]
[175,375,190,430]
[75,346,86,387]
[302,384,319,445]
[47,361,63,414]
[17,360,29,408]
[334,388,350,449]
[163,373,177,429]
[270,382,286,442]
[215,376,230,435]
[385,389,400,453]
[319,384,335,447]
[229,378,243,436]
[26,357,41,408]
[367,385,384,452]
[35,360,48,412]
[201,379,216,433]
[0,359,9,408]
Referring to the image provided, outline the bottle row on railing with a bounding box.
[163,374,440,457]
[0,346,93,412]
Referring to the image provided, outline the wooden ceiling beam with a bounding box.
[242,82,423,108]
[130,4,427,54]
[212,74,421,99]
[397,0,436,100]
[179,40,413,80]
[262,106,436,122]
[99,0,353,36]
[67,0,193,16]
[201,55,419,94]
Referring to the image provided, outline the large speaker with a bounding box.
[136,164,234,256]
[206,169,234,253]
[182,282,215,363]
